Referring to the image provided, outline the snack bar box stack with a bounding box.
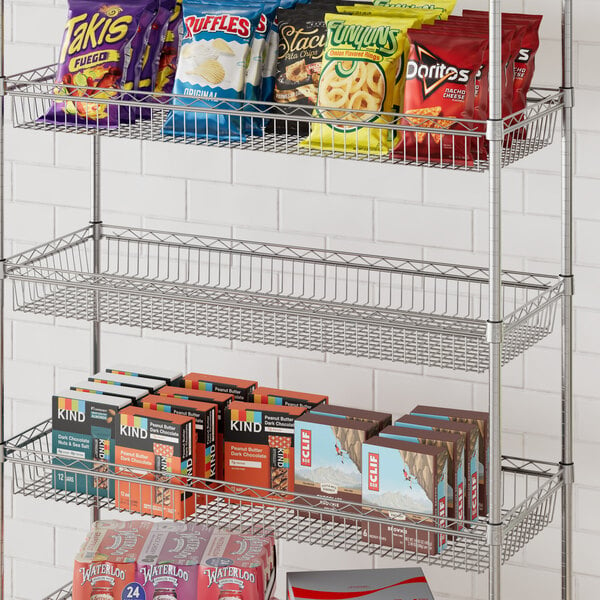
[105,364,182,386]
[89,371,164,393]
[411,405,489,515]
[225,401,307,494]
[287,568,435,600]
[70,380,148,403]
[182,372,257,401]
[252,386,328,409]
[361,436,448,555]
[115,406,195,519]
[52,390,131,498]
[396,414,479,522]
[380,424,466,528]
[140,394,217,483]
[294,406,391,513]
[157,385,235,480]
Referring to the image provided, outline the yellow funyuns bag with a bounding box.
[372,0,456,20]
[302,14,409,155]
[341,4,441,25]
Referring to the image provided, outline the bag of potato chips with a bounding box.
[301,13,410,155]
[373,0,455,19]
[154,0,183,97]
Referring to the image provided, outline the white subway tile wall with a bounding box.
[2,0,599,598]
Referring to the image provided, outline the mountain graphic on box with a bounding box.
[296,465,361,490]
[363,490,432,515]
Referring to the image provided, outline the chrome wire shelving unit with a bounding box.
[6,64,562,171]
[0,1,576,599]
[5,224,562,372]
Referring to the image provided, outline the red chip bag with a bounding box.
[393,28,487,166]
[463,10,542,114]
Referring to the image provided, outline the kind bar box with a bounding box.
[310,405,392,435]
[182,372,257,402]
[294,412,374,513]
[225,401,306,493]
[252,386,328,409]
[72,520,153,600]
[106,364,183,386]
[90,372,163,393]
[137,523,212,598]
[52,390,131,498]
[361,436,448,555]
[158,385,234,480]
[396,414,479,522]
[115,406,195,520]
[199,530,276,600]
[411,405,489,515]
[287,568,435,600]
[380,425,465,528]
[71,380,148,403]
[141,395,217,482]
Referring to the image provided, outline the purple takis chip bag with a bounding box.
[155,0,183,97]
[138,0,177,117]
[162,0,263,142]
[43,0,154,127]
[137,523,212,598]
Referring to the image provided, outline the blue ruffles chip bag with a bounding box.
[162,0,264,141]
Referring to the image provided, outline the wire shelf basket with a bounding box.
[6,65,562,171]
[6,225,562,372]
[43,583,73,600]
[9,420,561,574]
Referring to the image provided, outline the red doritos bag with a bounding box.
[463,10,542,114]
[393,28,487,166]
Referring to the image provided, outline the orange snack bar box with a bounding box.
[182,372,257,401]
[157,385,234,480]
[252,386,328,409]
[115,406,196,520]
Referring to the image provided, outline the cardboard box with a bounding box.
[140,395,217,481]
[52,390,131,498]
[115,406,195,520]
[252,386,327,409]
[89,372,163,393]
[361,436,448,555]
[105,364,183,386]
[225,401,306,493]
[137,523,212,598]
[294,412,374,513]
[309,405,392,435]
[287,568,434,600]
[411,404,489,515]
[70,381,148,403]
[182,372,257,402]
[199,530,276,600]
[72,520,153,600]
[157,385,234,481]
[396,414,479,522]
[380,425,465,527]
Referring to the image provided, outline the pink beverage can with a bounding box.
[200,531,273,600]
[137,523,212,599]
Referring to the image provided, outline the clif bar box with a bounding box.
[411,404,489,515]
[115,406,195,519]
[52,390,131,498]
[182,372,257,402]
[89,372,163,393]
[287,568,435,600]
[141,395,217,481]
[380,425,465,527]
[361,436,448,555]
[294,412,374,512]
[157,385,234,480]
[105,364,182,386]
[73,520,153,600]
[225,401,306,493]
[396,414,479,522]
[70,380,148,403]
[252,386,328,409]
[310,405,392,435]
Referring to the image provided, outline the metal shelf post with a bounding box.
[487,1,503,599]
[560,1,574,599]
